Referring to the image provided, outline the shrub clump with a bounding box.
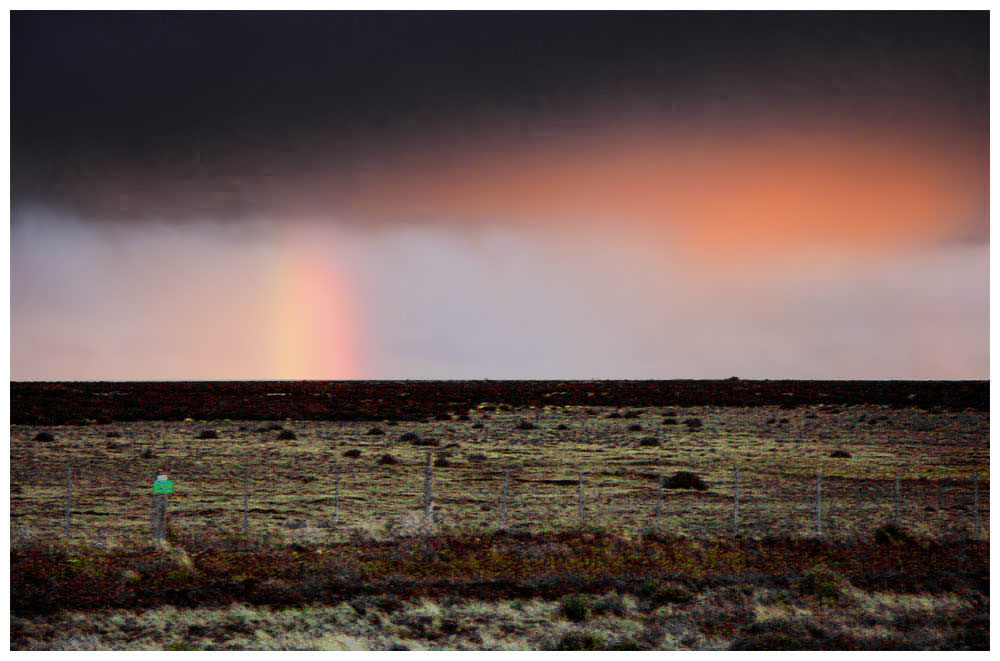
[662,418,678,425]
[33,432,54,442]
[342,449,361,459]
[372,594,405,614]
[683,418,703,430]
[467,453,488,462]
[591,594,629,617]
[829,449,851,458]
[558,594,592,622]
[366,427,384,436]
[277,430,297,440]
[639,437,659,447]
[873,522,915,545]
[649,581,693,605]
[377,454,398,466]
[197,430,218,439]
[627,424,643,432]
[664,471,708,491]
[434,456,451,468]
[515,420,537,430]
[798,565,852,603]
[555,632,605,650]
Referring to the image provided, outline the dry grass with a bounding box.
[12,574,988,650]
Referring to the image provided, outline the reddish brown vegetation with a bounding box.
[11,531,988,617]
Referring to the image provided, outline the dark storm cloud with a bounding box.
[12,10,988,221]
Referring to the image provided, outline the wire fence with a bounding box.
[10,407,990,549]
[12,459,990,549]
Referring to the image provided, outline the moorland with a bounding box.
[10,380,989,650]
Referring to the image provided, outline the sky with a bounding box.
[10,10,989,381]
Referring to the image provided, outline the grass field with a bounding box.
[11,403,989,545]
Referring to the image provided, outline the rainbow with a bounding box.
[264,228,361,379]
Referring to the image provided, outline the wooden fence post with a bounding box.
[733,467,740,538]
[423,452,433,524]
[151,471,171,543]
[973,471,981,538]
[655,473,663,531]
[333,474,341,527]
[65,467,72,539]
[500,470,510,531]
[937,481,943,534]
[893,474,901,524]
[816,471,823,537]
[242,472,250,544]
[152,492,166,543]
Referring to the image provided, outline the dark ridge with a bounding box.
[9,379,988,425]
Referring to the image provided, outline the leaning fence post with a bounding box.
[733,467,740,537]
[500,470,510,531]
[972,471,981,538]
[577,472,585,529]
[65,467,72,539]
[423,452,434,524]
[815,471,823,537]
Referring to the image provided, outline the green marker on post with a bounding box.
[153,472,174,494]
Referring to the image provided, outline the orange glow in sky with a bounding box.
[342,125,984,265]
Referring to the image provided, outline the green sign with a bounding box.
[153,480,174,494]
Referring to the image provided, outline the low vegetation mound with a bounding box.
[197,430,218,439]
[639,437,659,447]
[33,432,54,442]
[515,420,537,430]
[277,430,297,440]
[830,449,852,458]
[366,427,384,436]
[664,471,708,490]
[377,454,398,465]
[342,449,361,459]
